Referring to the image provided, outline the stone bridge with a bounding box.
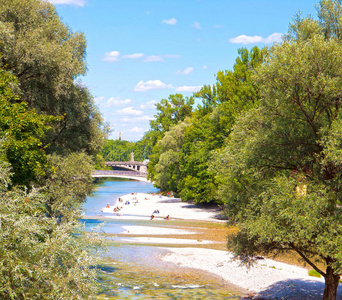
[93,152,149,181]
[105,161,148,173]
[92,170,148,182]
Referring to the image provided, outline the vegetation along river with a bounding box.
[82,178,245,299]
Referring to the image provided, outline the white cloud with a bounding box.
[122,53,144,59]
[48,0,85,6]
[229,32,283,45]
[193,21,201,30]
[94,96,106,104]
[134,80,172,91]
[115,107,143,115]
[143,55,164,62]
[140,100,156,109]
[202,65,208,69]
[214,24,223,28]
[264,32,283,43]
[129,127,146,133]
[175,85,203,92]
[162,18,177,25]
[103,50,120,61]
[176,67,194,75]
[121,115,153,122]
[106,97,132,107]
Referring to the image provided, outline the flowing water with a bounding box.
[82,178,245,299]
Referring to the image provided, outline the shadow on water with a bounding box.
[91,265,118,273]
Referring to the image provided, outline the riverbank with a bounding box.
[100,192,223,221]
[160,247,342,299]
[97,191,342,298]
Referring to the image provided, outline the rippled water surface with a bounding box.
[83,178,245,299]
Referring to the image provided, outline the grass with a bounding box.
[308,270,321,278]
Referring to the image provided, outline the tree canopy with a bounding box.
[213,1,342,298]
[145,46,265,203]
[0,0,107,156]
[0,0,106,298]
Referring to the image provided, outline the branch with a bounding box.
[291,87,319,138]
[290,243,326,277]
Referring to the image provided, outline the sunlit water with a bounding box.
[83,178,245,299]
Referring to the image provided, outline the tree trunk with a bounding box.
[323,266,340,300]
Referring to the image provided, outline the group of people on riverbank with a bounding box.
[100,192,173,220]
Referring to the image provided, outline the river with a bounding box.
[82,178,245,299]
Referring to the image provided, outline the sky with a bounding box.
[48,0,318,141]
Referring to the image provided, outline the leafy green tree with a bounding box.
[134,134,154,161]
[101,140,136,162]
[152,121,190,192]
[176,47,265,204]
[145,47,265,202]
[150,94,194,135]
[0,149,100,299]
[0,67,56,187]
[177,115,223,203]
[41,152,94,219]
[45,83,107,156]
[147,94,194,181]
[214,2,342,297]
[195,46,265,116]
[0,0,107,156]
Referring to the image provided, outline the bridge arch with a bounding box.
[92,170,150,182]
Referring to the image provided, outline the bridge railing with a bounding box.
[92,170,148,177]
[105,161,147,166]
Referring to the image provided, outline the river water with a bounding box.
[82,178,245,299]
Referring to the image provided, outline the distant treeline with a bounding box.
[100,139,152,163]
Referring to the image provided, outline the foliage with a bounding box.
[152,121,190,192]
[45,83,108,156]
[214,2,342,298]
[0,1,106,298]
[148,47,265,204]
[150,94,194,134]
[0,0,107,156]
[0,148,100,299]
[40,152,94,219]
[147,94,194,181]
[101,140,136,162]
[0,67,57,187]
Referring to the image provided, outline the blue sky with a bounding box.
[48,0,317,141]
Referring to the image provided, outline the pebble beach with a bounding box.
[99,192,342,299]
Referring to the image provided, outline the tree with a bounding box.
[41,152,95,219]
[150,94,194,134]
[0,67,56,187]
[147,94,194,182]
[152,121,189,192]
[176,47,265,204]
[214,2,342,298]
[0,148,100,299]
[101,140,135,162]
[0,0,107,156]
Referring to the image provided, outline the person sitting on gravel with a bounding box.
[150,214,154,220]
